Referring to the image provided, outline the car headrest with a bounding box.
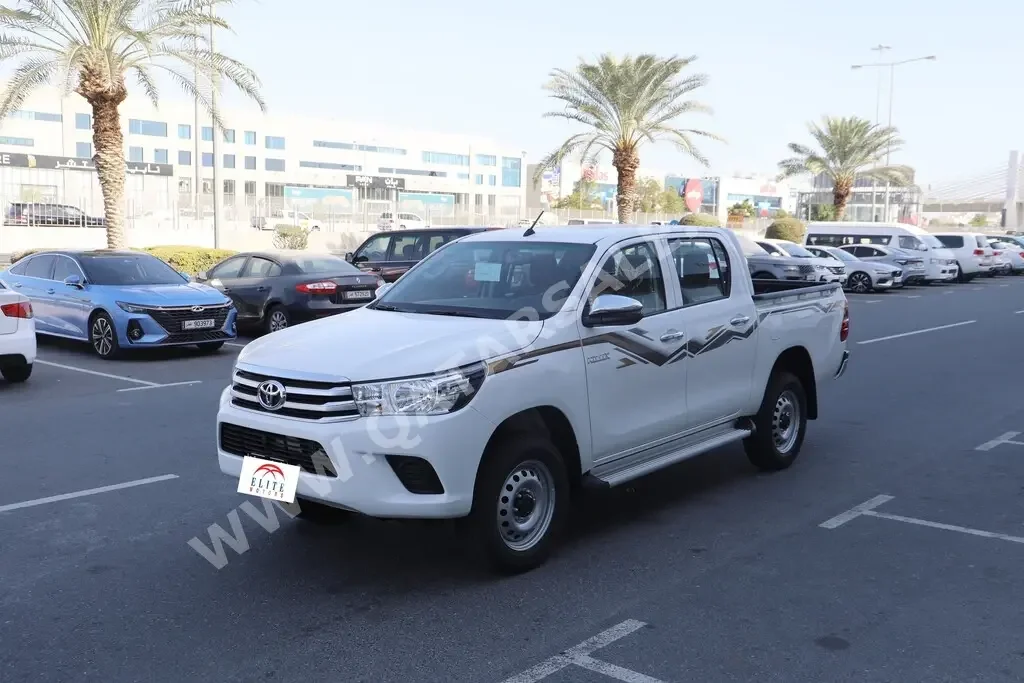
[681,251,711,285]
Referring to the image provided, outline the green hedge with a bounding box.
[272,225,309,250]
[764,217,806,242]
[142,246,237,274]
[678,212,721,227]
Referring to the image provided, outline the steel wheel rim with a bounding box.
[850,273,870,293]
[772,389,800,454]
[269,311,288,331]
[497,460,556,552]
[91,318,113,356]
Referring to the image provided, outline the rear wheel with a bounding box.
[263,304,289,334]
[847,271,872,293]
[89,312,121,359]
[956,263,969,283]
[0,360,32,383]
[743,370,808,472]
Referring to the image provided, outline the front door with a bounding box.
[231,256,280,318]
[204,255,251,318]
[382,232,422,281]
[351,233,391,279]
[666,236,758,429]
[49,255,92,338]
[580,238,689,462]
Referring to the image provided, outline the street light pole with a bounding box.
[868,45,890,221]
[851,54,936,223]
[209,4,222,248]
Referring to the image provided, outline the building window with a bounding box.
[10,110,61,122]
[457,173,470,180]
[299,160,361,171]
[475,154,496,166]
[178,150,192,165]
[178,124,191,140]
[224,179,235,195]
[223,129,235,143]
[265,158,286,172]
[501,156,522,187]
[202,178,213,194]
[223,154,235,169]
[75,142,92,158]
[201,126,213,142]
[154,149,168,164]
[265,136,285,150]
[488,175,496,186]
[378,167,447,178]
[178,177,191,194]
[312,140,406,155]
[422,151,469,166]
[265,182,284,197]
[128,146,144,162]
[244,156,256,170]
[202,152,214,167]
[75,113,91,130]
[474,174,483,185]
[244,131,256,145]
[244,181,256,196]
[128,119,167,137]
[0,136,33,147]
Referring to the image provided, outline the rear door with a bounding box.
[231,256,281,318]
[19,254,57,333]
[381,232,422,281]
[204,255,251,316]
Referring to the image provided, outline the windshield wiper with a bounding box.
[421,309,490,318]
[371,303,403,312]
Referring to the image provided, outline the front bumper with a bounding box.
[925,262,958,282]
[216,387,495,518]
[118,305,237,346]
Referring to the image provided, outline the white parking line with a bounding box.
[820,495,894,529]
[975,431,1024,451]
[857,320,976,345]
[1015,310,1024,315]
[0,474,179,513]
[500,619,665,683]
[117,381,203,392]
[224,342,247,348]
[35,359,158,386]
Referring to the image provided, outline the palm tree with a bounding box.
[0,0,265,248]
[535,53,720,223]
[778,116,913,221]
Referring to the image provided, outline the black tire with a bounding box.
[195,341,225,353]
[466,434,570,574]
[263,304,290,335]
[89,311,121,359]
[743,370,808,472]
[293,499,353,525]
[0,360,32,383]
[752,271,775,279]
[847,271,872,294]
[956,263,969,283]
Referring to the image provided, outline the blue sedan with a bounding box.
[0,249,237,358]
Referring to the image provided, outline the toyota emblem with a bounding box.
[256,380,287,411]
[191,305,205,313]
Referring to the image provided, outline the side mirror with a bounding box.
[352,254,369,264]
[195,271,208,281]
[344,252,354,263]
[64,274,84,289]
[581,294,644,328]
[375,282,394,298]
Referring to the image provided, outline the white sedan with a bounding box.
[0,286,36,383]
[989,241,1024,274]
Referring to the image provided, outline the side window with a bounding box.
[52,256,82,282]
[8,257,30,275]
[590,241,666,316]
[898,235,922,250]
[668,238,729,306]
[24,254,56,279]
[354,235,390,262]
[243,257,281,278]
[866,247,884,257]
[389,234,420,261]
[937,235,962,249]
[424,233,451,255]
[845,246,864,257]
[210,256,247,279]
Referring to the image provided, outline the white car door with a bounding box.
[666,235,758,428]
[579,237,689,462]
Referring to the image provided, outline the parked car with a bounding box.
[804,222,957,283]
[734,233,823,281]
[377,212,426,231]
[217,224,850,573]
[5,202,105,227]
[251,210,321,232]
[0,250,236,359]
[346,227,492,282]
[196,251,385,334]
[837,244,928,284]
[988,241,1021,274]
[806,245,901,293]
[0,283,36,382]
[758,239,846,285]
[931,232,993,281]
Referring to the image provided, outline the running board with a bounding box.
[589,427,752,488]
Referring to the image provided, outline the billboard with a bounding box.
[398,192,455,217]
[665,176,718,208]
[284,186,354,209]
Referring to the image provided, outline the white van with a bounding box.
[566,218,615,225]
[804,222,958,284]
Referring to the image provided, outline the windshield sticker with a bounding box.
[474,262,502,282]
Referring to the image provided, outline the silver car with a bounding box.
[838,244,928,284]
[757,239,845,284]
[807,245,901,293]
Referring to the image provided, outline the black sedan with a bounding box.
[195,251,384,334]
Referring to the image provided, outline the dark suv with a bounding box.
[345,227,492,282]
[5,202,105,227]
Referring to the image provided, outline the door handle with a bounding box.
[730,315,750,326]
[660,330,685,342]
[46,288,55,294]
[12,282,21,288]
[256,286,268,292]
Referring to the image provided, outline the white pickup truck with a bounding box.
[217,225,850,573]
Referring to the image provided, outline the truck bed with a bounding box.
[751,279,842,304]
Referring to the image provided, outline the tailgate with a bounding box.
[0,289,26,335]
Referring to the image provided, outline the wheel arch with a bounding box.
[769,346,817,420]
[476,406,583,489]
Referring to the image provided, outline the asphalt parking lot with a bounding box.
[3,277,1024,682]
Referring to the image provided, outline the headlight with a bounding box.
[117,301,148,313]
[814,264,827,271]
[782,265,800,273]
[352,362,486,416]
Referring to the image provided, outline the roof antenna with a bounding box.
[523,211,543,236]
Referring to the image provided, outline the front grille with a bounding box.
[828,266,845,275]
[798,264,816,274]
[143,303,232,343]
[231,369,358,421]
[385,455,444,494]
[220,423,336,477]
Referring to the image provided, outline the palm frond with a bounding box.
[778,115,912,187]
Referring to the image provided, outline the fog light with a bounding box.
[127,320,144,342]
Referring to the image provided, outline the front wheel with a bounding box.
[0,361,32,383]
[847,271,872,293]
[466,435,569,574]
[90,312,121,359]
[743,370,808,472]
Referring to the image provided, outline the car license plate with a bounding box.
[183,318,215,330]
[346,290,372,300]
[237,456,300,503]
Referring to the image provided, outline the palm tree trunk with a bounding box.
[90,98,127,249]
[613,147,639,223]
[832,180,853,222]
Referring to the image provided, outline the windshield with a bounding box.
[735,234,768,256]
[897,235,927,251]
[293,255,360,274]
[776,241,815,258]
[372,240,596,319]
[79,254,186,285]
[920,234,945,249]
[828,248,857,262]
